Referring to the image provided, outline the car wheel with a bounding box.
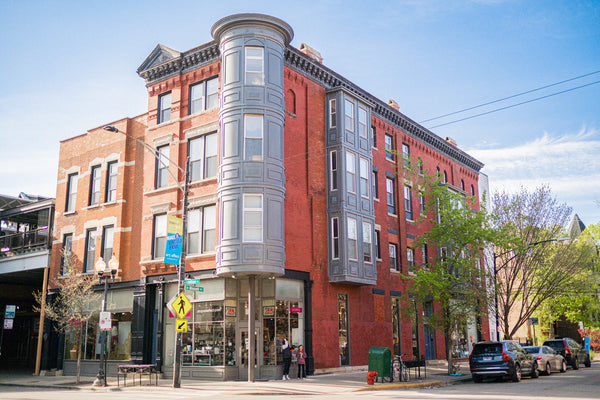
[512,364,522,382]
[585,356,591,368]
[572,357,579,370]
[472,374,483,383]
[531,362,539,379]
[545,362,551,376]
[560,360,567,373]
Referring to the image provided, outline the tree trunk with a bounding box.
[76,325,82,384]
[444,305,453,375]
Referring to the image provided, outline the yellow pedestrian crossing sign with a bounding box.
[169,292,192,319]
[175,319,188,333]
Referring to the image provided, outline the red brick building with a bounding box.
[46,13,487,379]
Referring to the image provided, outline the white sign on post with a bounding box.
[99,311,112,331]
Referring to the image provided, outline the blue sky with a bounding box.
[1,0,599,225]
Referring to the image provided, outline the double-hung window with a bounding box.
[189,133,218,181]
[158,92,172,124]
[153,214,167,259]
[389,243,398,271]
[344,100,354,132]
[372,126,377,147]
[66,173,78,212]
[375,229,381,259]
[89,165,101,206]
[243,194,263,242]
[372,171,379,199]
[61,233,73,275]
[187,205,216,254]
[155,145,170,188]
[84,228,96,273]
[402,143,410,168]
[101,225,114,261]
[419,194,426,215]
[407,248,415,273]
[331,217,339,259]
[189,76,218,114]
[359,158,369,198]
[385,134,394,161]
[347,217,357,260]
[346,152,356,193]
[329,99,337,128]
[106,161,117,202]
[362,222,372,263]
[404,186,413,220]
[245,47,264,85]
[244,114,263,161]
[329,151,338,191]
[422,244,428,268]
[386,177,396,214]
[358,107,367,138]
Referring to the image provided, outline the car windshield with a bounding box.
[524,346,540,353]
[544,341,564,351]
[472,343,502,355]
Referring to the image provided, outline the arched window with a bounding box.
[286,89,296,114]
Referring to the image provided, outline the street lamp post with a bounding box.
[93,256,118,387]
[103,125,189,388]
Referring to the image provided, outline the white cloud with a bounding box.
[467,127,600,224]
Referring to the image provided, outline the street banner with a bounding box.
[164,216,183,265]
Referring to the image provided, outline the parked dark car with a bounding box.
[469,340,538,383]
[523,345,567,375]
[542,337,591,369]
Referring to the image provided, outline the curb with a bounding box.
[355,380,444,391]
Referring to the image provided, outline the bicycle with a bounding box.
[391,354,410,382]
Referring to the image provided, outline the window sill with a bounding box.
[189,177,217,186]
[186,252,216,260]
[390,269,401,273]
[387,213,398,218]
[374,197,379,202]
[63,211,77,216]
[145,185,181,196]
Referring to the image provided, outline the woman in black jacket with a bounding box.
[281,338,292,380]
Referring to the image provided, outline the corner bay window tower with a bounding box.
[211,14,293,381]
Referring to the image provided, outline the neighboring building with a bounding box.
[0,193,54,371]
[45,13,487,379]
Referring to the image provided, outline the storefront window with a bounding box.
[183,300,225,366]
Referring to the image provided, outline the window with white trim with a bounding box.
[245,46,264,85]
[389,243,398,271]
[372,171,379,199]
[407,248,415,273]
[404,186,413,220]
[329,99,337,128]
[61,233,73,275]
[89,165,101,206]
[155,145,170,188]
[106,161,117,202]
[346,151,356,193]
[83,228,96,273]
[190,133,218,181]
[329,150,338,191]
[385,134,394,161]
[158,92,172,124]
[244,114,263,161]
[101,225,114,261]
[386,177,396,214]
[189,76,218,114]
[402,143,410,168]
[362,221,372,263]
[153,214,167,259]
[344,100,354,132]
[243,194,263,242]
[359,158,369,198]
[188,205,216,254]
[66,173,78,212]
[347,217,357,260]
[331,217,339,259]
[358,107,367,138]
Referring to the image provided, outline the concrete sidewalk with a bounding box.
[0,362,471,395]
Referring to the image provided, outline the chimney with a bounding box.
[388,99,399,111]
[445,136,457,146]
[299,43,323,63]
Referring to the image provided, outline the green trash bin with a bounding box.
[368,347,391,381]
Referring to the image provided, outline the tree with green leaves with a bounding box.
[34,251,99,384]
[402,160,496,374]
[491,185,590,341]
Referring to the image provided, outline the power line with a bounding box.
[427,79,600,129]
[419,69,600,124]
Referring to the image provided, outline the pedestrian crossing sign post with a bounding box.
[169,292,192,319]
[175,319,188,333]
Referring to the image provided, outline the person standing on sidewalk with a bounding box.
[281,338,292,380]
[296,344,307,379]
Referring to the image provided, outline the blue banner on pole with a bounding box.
[164,233,183,265]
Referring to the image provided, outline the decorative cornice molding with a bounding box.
[137,40,483,173]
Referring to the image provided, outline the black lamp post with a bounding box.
[93,256,118,387]
[103,125,189,388]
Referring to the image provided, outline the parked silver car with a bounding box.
[524,345,567,375]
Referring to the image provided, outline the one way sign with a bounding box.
[175,318,188,333]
